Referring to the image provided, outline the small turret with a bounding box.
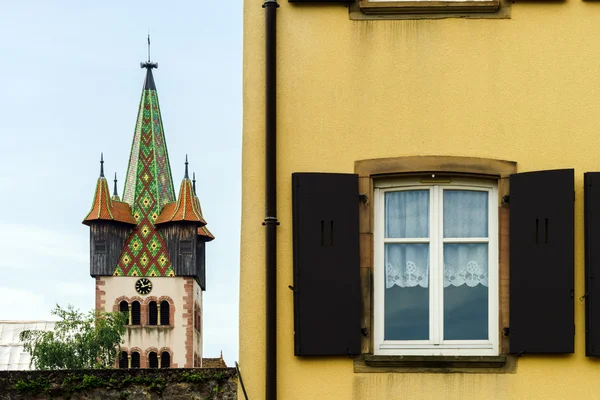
[83,155,136,276]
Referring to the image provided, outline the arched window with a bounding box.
[160,300,170,325]
[131,352,140,368]
[161,351,170,368]
[148,352,158,368]
[118,351,128,369]
[148,301,158,325]
[131,301,141,325]
[119,301,129,325]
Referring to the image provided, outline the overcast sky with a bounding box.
[0,1,242,365]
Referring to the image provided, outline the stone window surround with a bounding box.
[116,347,177,369]
[354,155,516,373]
[112,295,176,328]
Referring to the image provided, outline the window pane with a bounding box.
[443,190,488,238]
[385,190,429,238]
[443,244,488,340]
[385,244,429,340]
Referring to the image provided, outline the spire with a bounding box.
[123,47,174,208]
[140,35,158,90]
[185,155,189,179]
[192,172,197,194]
[114,47,177,278]
[112,173,120,201]
[100,153,104,177]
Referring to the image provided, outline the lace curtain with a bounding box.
[385,190,488,289]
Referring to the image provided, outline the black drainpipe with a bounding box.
[263,1,279,400]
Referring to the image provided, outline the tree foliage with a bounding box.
[19,304,127,370]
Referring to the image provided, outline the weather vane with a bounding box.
[141,34,158,70]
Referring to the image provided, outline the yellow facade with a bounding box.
[241,1,600,399]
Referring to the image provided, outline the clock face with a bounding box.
[135,278,152,295]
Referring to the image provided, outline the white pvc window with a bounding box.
[374,178,498,356]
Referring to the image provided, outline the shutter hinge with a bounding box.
[359,194,369,204]
[502,327,510,337]
[288,285,296,292]
[361,328,369,337]
[502,195,510,206]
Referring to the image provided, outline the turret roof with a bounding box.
[83,160,136,226]
[155,161,207,225]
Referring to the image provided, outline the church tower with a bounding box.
[83,53,214,369]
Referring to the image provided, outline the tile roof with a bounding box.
[112,67,177,277]
[201,357,227,368]
[83,177,137,226]
[155,178,207,225]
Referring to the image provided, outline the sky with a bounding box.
[0,1,242,366]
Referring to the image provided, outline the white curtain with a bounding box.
[385,190,488,289]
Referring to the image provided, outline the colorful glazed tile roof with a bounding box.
[113,66,176,278]
[155,163,207,225]
[83,164,137,226]
[84,61,214,277]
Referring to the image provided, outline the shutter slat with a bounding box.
[292,173,361,356]
[585,173,600,356]
[509,169,574,354]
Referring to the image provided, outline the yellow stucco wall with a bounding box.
[241,1,600,399]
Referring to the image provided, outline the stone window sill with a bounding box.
[354,354,516,373]
[126,325,174,330]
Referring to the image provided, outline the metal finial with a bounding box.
[184,155,189,179]
[113,173,119,197]
[192,172,197,194]
[100,153,104,177]
[140,34,158,69]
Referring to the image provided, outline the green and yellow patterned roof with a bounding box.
[114,66,176,277]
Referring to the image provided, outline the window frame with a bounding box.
[373,178,499,356]
[353,156,515,371]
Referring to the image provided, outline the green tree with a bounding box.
[20,304,127,370]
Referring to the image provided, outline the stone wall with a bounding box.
[0,368,237,400]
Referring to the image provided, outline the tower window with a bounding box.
[160,300,170,325]
[179,240,193,254]
[161,351,170,368]
[148,352,158,368]
[118,351,128,369]
[148,301,158,325]
[131,301,141,325]
[119,301,129,325]
[94,240,106,253]
[131,352,140,368]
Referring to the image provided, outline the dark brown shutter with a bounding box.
[509,169,574,354]
[292,173,361,356]
[148,301,158,325]
[585,173,600,356]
